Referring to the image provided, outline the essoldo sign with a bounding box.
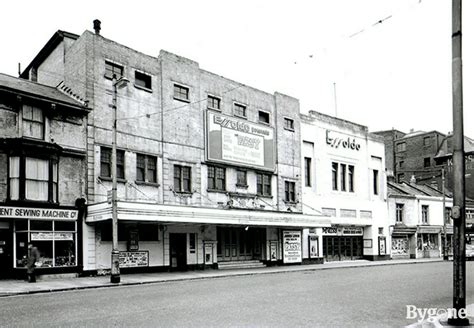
[207,111,275,170]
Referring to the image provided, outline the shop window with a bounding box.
[136,154,157,184]
[284,117,294,131]
[22,104,44,139]
[236,170,247,187]
[100,147,125,179]
[258,111,270,124]
[134,71,152,90]
[173,84,189,102]
[15,219,77,268]
[284,181,296,202]
[396,203,404,223]
[8,156,58,203]
[422,205,429,224]
[233,103,247,118]
[105,61,123,79]
[207,95,221,110]
[208,165,225,191]
[256,172,271,197]
[174,165,191,192]
[417,233,439,251]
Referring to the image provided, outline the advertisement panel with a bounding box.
[207,111,274,170]
[283,230,302,263]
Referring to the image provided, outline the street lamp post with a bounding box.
[111,75,129,284]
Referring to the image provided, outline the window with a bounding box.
[207,95,220,110]
[134,71,152,90]
[332,162,338,191]
[208,166,226,191]
[258,111,270,124]
[257,172,272,196]
[174,165,191,192]
[424,157,431,168]
[423,136,431,147]
[136,154,157,183]
[9,156,58,203]
[15,220,77,268]
[398,173,405,183]
[173,84,189,102]
[234,103,246,118]
[304,157,312,187]
[396,203,404,223]
[100,147,125,180]
[105,61,123,79]
[399,161,404,169]
[22,105,44,139]
[422,205,429,224]
[373,169,379,195]
[445,207,452,224]
[378,227,384,235]
[284,181,296,202]
[284,117,294,131]
[396,142,406,152]
[236,170,247,187]
[348,165,354,192]
[340,164,347,191]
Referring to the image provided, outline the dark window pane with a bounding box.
[30,220,52,231]
[54,221,76,231]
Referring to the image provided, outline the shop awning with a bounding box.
[417,225,443,234]
[86,201,331,228]
[392,224,417,235]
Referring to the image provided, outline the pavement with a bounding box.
[0,257,444,298]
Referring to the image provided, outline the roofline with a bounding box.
[397,130,446,141]
[20,30,79,79]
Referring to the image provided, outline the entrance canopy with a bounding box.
[86,201,331,228]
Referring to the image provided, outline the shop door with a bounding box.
[169,233,187,271]
[0,228,13,278]
[323,237,338,262]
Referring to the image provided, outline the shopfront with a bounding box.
[0,205,79,277]
[391,226,417,259]
[216,227,265,262]
[416,226,442,258]
[322,226,364,261]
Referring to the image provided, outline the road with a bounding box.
[1,261,473,327]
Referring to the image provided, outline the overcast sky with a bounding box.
[1,0,472,135]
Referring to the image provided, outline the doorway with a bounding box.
[169,233,187,271]
[0,226,13,278]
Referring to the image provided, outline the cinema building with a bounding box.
[0,73,88,278]
[20,21,330,273]
[300,111,390,261]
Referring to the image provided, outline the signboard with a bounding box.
[322,226,363,236]
[119,251,149,267]
[308,235,319,258]
[282,230,302,263]
[270,241,278,261]
[326,130,361,151]
[204,243,214,265]
[207,111,275,170]
[0,206,78,220]
[31,232,73,241]
[379,237,386,256]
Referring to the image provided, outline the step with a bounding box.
[218,260,266,270]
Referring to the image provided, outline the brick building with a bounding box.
[0,73,89,278]
[20,21,330,273]
[301,111,390,261]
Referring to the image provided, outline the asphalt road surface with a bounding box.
[1,261,473,327]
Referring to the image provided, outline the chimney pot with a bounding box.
[93,19,101,35]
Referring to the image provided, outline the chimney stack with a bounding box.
[93,19,101,35]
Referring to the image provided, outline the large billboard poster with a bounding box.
[207,111,275,170]
[283,230,302,263]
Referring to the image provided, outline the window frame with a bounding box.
[134,70,152,91]
[236,169,248,187]
[105,60,124,80]
[332,162,338,191]
[396,142,406,152]
[207,95,221,111]
[423,157,431,168]
[233,102,247,119]
[284,181,296,203]
[173,83,190,102]
[304,157,312,187]
[22,104,45,140]
[207,165,226,191]
[373,169,379,195]
[256,172,272,197]
[258,110,270,125]
[396,203,404,223]
[283,117,295,131]
[136,154,158,184]
[173,165,192,193]
[421,205,429,224]
[423,136,431,147]
[100,147,125,180]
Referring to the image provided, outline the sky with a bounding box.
[1,0,473,135]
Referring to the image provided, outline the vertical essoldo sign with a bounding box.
[207,111,275,170]
[283,230,302,263]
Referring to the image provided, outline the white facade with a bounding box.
[301,111,390,261]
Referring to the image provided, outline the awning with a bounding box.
[86,201,331,228]
[392,224,417,236]
[417,225,443,234]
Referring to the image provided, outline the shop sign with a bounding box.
[326,130,361,151]
[207,111,275,170]
[322,226,363,236]
[282,230,302,263]
[31,232,73,241]
[308,235,318,258]
[119,251,149,267]
[0,206,78,220]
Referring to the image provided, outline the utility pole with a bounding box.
[442,166,448,260]
[447,0,469,325]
